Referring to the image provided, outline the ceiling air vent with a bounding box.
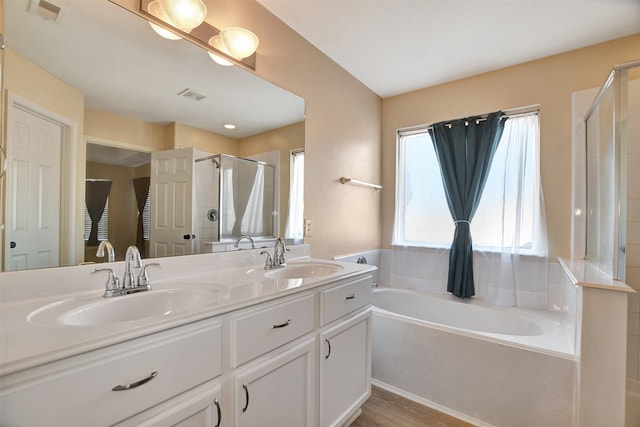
[29,0,64,23]
[177,88,206,102]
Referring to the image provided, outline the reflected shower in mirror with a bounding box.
[2,0,305,271]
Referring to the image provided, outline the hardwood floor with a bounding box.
[350,385,475,427]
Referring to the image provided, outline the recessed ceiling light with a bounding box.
[224,124,236,129]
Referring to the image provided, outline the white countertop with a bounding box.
[0,246,376,377]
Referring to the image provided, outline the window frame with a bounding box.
[393,108,542,254]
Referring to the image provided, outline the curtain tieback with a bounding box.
[454,220,470,225]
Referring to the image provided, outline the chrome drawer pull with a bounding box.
[112,371,158,391]
[214,398,221,427]
[325,338,331,360]
[272,319,292,329]
[242,383,250,413]
[345,293,357,300]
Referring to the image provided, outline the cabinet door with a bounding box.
[319,308,372,427]
[234,338,316,427]
[115,380,222,427]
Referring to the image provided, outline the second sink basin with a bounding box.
[264,261,344,280]
[28,287,225,327]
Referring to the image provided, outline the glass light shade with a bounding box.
[147,0,191,40]
[207,35,234,66]
[158,0,207,31]
[149,22,182,40]
[220,27,259,59]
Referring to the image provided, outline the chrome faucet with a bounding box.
[260,238,289,270]
[235,235,255,249]
[96,240,115,262]
[273,238,287,268]
[122,246,143,289]
[93,246,160,298]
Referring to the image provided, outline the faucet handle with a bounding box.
[137,263,160,289]
[93,268,120,297]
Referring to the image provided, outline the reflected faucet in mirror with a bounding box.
[235,236,255,250]
[96,241,115,263]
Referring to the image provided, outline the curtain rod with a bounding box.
[398,105,539,135]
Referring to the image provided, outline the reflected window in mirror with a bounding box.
[286,149,304,240]
[84,198,110,244]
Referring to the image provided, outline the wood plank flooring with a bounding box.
[350,385,475,427]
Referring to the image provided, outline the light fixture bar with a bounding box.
[107,0,256,70]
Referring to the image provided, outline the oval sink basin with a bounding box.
[264,261,344,280]
[28,288,223,327]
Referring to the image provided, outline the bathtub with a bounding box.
[371,288,577,427]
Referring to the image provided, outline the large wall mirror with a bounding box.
[1,0,305,271]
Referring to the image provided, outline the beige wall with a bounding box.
[381,34,640,259]
[84,107,167,151]
[239,121,304,238]
[208,1,383,259]
[171,122,239,154]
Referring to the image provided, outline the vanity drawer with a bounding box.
[0,319,222,427]
[231,293,315,367]
[321,275,372,325]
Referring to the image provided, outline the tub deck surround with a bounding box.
[559,257,635,293]
[0,244,376,377]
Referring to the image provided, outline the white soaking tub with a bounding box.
[371,287,577,427]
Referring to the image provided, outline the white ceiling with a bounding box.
[258,0,640,98]
[4,0,304,139]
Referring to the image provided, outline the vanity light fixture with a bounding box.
[125,0,258,69]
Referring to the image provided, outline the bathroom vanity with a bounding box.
[0,246,374,427]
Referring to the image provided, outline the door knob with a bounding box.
[10,241,16,248]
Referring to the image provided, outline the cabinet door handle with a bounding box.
[272,319,292,329]
[325,338,331,360]
[242,383,250,413]
[345,293,357,300]
[214,398,221,427]
[112,371,158,391]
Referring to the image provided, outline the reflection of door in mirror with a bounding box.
[4,106,63,271]
[84,142,151,263]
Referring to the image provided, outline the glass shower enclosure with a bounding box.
[584,60,640,280]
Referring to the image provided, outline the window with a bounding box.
[285,149,304,239]
[84,197,109,241]
[142,194,151,241]
[393,113,543,253]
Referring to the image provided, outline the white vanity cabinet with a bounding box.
[0,270,374,427]
[0,319,222,427]
[319,275,373,427]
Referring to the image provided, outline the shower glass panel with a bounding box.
[585,78,617,277]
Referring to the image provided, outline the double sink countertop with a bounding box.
[0,245,375,377]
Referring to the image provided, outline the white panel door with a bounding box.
[5,107,62,271]
[150,148,195,258]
